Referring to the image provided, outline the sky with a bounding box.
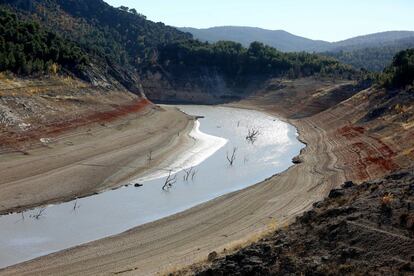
[104,0,414,42]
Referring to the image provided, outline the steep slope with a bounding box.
[1,0,191,92]
[193,170,414,275]
[1,0,357,106]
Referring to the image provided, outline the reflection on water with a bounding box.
[0,105,304,269]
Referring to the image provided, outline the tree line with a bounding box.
[1,0,356,82]
[157,40,355,81]
[380,48,414,89]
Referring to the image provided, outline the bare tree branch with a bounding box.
[162,170,177,190]
[246,128,260,144]
[72,199,80,212]
[226,147,237,166]
[183,167,195,181]
[191,169,197,181]
[30,207,46,220]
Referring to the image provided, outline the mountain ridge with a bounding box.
[179,26,332,52]
[179,26,414,52]
[179,26,414,71]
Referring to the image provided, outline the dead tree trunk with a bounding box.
[226,147,237,166]
[162,170,177,190]
[246,128,260,144]
[183,167,195,181]
[31,207,46,220]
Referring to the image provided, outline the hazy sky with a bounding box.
[104,0,414,42]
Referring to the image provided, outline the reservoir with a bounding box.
[0,105,305,269]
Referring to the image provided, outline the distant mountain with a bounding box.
[179,26,414,71]
[179,26,331,52]
[179,27,414,53]
[331,31,414,51]
[325,36,414,71]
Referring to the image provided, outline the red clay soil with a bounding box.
[0,98,152,152]
[336,125,399,180]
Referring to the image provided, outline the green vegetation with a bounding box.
[324,38,414,72]
[21,0,192,69]
[381,48,414,89]
[0,7,87,75]
[158,40,354,81]
[1,0,356,84]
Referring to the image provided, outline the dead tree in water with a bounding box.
[183,167,196,181]
[72,199,80,211]
[30,207,46,220]
[162,171,177,190]
[246,128,260,144]
[226,147,237,166]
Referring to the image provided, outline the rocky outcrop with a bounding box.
[141,67,266,104]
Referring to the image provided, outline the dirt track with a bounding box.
[1,79,409,275]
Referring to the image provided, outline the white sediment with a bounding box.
[135,120,228,182]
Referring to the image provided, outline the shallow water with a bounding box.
[0,105,304,269]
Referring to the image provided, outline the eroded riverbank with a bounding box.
[0,106,194,216]
[0,105,303,269]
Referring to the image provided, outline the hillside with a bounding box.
[324,36,414,72]
[181,26,414,71]
[179,26,331,52]
[179,27,414,52]
[331,31,414,51]
[0,0,356,103]
[192,170,414,275]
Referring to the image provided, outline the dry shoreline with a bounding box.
[0,101,348,275]
[1,79,405,275]
[0,105,195,216]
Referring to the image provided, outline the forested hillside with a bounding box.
[182,27,414,72]
[331,31,414,51]
[381,48,414,89]
[0,0,356,91]
[0,7,87,76]
[158,40,353,83]
[324,37,414,71]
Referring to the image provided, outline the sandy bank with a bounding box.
[0,106,194,215]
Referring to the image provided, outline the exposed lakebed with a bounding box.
[0,105,304,269]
